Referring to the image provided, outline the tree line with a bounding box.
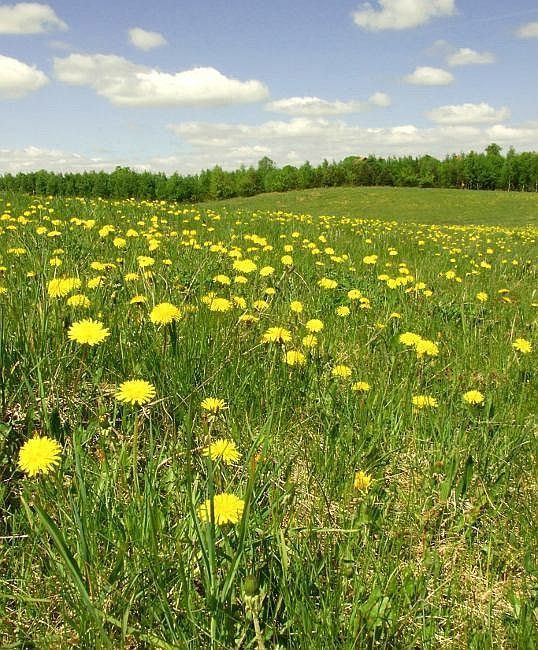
[1,144,537,202]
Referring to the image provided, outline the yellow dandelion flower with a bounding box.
[353,470,373,492]
[336,305,350,317]
[202,439,241,464]
[130,294,147,304]
[290,300,303,313]
[347,289,362,300]
[399,332,422,347]
[284,350,306,366]
[414,339,439,357]
[331,364,352,378]
[262,327,292,344]
[233,259,257,274]
[67,294,90,308]
[68,319,110,346]
[363,255,378,265]
[259,266,275,277]
[281,255,293,266]
[197,493,245,525]
[512,338,532,354]
[115,379,156,406]
[18,435,62,477]
[463,390,485,405]
[351,381,371,393]
[318,277,337,289]
[476,292,488,302]
[201,397,227,414]
[305,319,324,333]
[208,297,232,312]
[412,395,438,409]
[150,302,181,324]
[302,334,318,348]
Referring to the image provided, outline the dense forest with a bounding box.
[1,144,537,202]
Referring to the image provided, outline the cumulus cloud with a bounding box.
[447,47,495,66]
[128,27,167,51]
[0,2,66,34]
[265,92,391,116]
[0,54,48,98]
[53,53,269,107]
[403,66,454,85]
[166,117,529,172]
[516,21,538,38]
[427,102,510,125]
[4,119,538,174]
[353,0,456,31]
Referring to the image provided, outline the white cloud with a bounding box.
[368,91,391,107]
[516,21,538,38]
[53,53,269,107]
[128,27,167,51]
[427,102,510,125]
[4,120,538,174]
[265,92,391,116]
[447,47,495,66]
[0,2,66,34]
[0,54,48,98]
[403,66,454,85]
[165,118,514,172]
[353,0,456,31]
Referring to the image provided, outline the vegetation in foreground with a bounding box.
[0,192,536,648]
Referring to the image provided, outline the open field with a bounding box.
[0,191,537,648]
[200,186,538,228]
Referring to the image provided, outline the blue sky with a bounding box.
[1,0,538,173]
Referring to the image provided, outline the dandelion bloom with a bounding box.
[259,266,275,277]
[262,327,292,344]
[201,397,227,414]
[302,334,318,348]
[331,365,352,378]
[68,318,110,346]
[115,379,156,406]
[47,277,81,298]
[347,289,362,300]
[512,338,532,354]
[305,319,324,333]
[67,294,90,308]
[281,255,293,266]
[290,301,303,313]
[150,302,181,324]
[233,259,257,274]
[284,350,306,366]
[399,332,422,347]
[353,470,373,492]
[202,439,241,464]
[463,390,485,405]
[318,278,337,289]
[363,255,378,265]
[476,292,488,302]
[336,306,350,317]
[197,493,245,525]
[18,436,62,477]
[208,297,232,312]
[352,381,371,393]
[412,395,438,409]
[415,339,439,357]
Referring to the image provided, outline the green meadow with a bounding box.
[0,189,536,649]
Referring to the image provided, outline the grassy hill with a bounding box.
[200,186,538,227]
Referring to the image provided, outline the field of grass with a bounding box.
[0,190,536,648]
[200,186,538,228]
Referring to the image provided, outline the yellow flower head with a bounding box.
[463,390,485,405]
[197,493,245,525]
[18,435,62,477]
[233,259,257,274]
[150,302,181,324]
[399,332,422,347]
[318,277,337,289]
[115,379,156,406]
[336,305,350,317]
[305,319,324,333]
[331,364,352,378]
[262,327,292,344]
[347,289,362,300]
[208,297,232,312]
[414,339,439,357]
[202,439,241,464]
[290,300,303,313]
[68,318,110,346]
[512,338,532,354]
[353,470,373,492]
[476,292,488,302]
[302,334,318,348]
[352,381,371,393]
[412,395,438,409]
[67,294,90,308]
[284,350,306,366]
[201,397,227,414]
